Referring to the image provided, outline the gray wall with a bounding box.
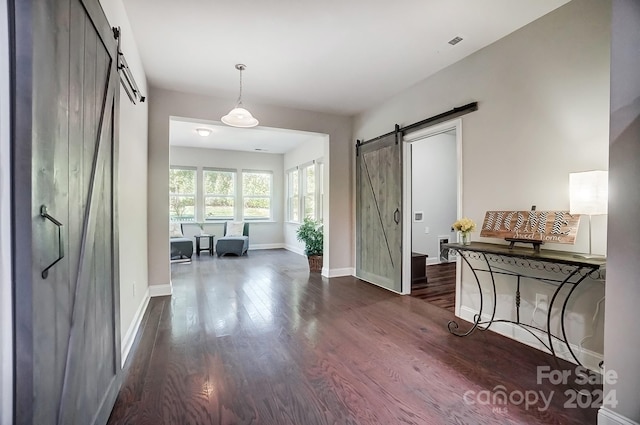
[602,0,640,422]
[99,0,150,360]
[354,0,610,369]
[411,133,457,259]
[148,87,353,289]
[0,0,12,422]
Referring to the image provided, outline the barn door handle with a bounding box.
[40,205,64,279]
[393,208,400,224]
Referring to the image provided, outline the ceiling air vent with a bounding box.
[448,36,463,46]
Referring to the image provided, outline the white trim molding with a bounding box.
[401,118,463,295]
[284,245,305,256]
[249,243,285,250]
[598,408,640,425]
[322,267,355,278]
[121,289,150,367]
[0,0,12,421]
[149,283,173,297]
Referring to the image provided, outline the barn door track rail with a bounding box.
[356,101,478,154]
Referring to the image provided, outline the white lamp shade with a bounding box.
[221,107,259,128]
[569,170,608,215]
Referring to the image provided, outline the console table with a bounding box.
[442,242,605,367]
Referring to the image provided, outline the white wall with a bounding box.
[283,138,327,254]
[411,133,457,260]
[148,87,353,289]
[99,0,150,361]
[354,0,610,369]
[0,0,12,422]
[601,1,640,423]
[170,146,285,248]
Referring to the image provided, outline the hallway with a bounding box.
[108,249,598,424]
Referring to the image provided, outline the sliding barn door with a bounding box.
[356,133,403,292]
[12,0,121,424]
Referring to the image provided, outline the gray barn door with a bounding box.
[12,0,121,424]
[356,133,402,292]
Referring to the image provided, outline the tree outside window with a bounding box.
[169,168,196,221]
[243,171,272,220]
[204,169,235,220]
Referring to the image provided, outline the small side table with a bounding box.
[411,252,428,286]
[194,234,214,256]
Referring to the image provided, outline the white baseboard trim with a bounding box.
[149,283,173,297]
[121,289,150,367]
[426,257,440,266]
[249,243,285,250]
[323,267,355,278]
[284,245,305,256]
[598,408,640,425]
[459,306,603,372]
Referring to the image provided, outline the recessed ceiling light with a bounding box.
[195,128,212,137]
[448,36,463,46]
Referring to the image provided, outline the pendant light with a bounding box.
[221,64,259,128]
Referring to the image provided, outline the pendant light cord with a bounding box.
[236,65,244,107]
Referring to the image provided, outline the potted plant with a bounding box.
[296,218,323,272]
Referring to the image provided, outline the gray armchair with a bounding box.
[216,222,249,257]
[170,223,193,260]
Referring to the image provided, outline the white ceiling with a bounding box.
[170,118,324,154]
[122,0,570,116]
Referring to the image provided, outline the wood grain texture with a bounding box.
[109,250,599,425]
[480,210,580,244]
[356,135,402,291]
[412,263,456,311]
[18,0,122,423]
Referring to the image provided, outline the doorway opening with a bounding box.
[402,119,462,313]
[167,117,330,272]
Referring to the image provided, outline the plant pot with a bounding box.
[307,255,323,273]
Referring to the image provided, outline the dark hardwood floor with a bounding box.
[411,262,456,311]
[108,249,599,425]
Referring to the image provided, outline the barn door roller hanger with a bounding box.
[113,27,146,104]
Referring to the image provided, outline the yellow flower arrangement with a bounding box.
[452,217,476,233]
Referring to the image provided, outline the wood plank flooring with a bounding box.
[108,249,599,425]
[411,263,456,311]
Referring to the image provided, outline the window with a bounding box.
[169,167,196,222]
[287,168,299,222]
[204,169,235,220]
[317,161,324,221]
[286,160,324,223]
[242,171,272,220]
[302,164,316,220]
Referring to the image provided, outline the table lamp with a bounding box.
[569,170,608,257]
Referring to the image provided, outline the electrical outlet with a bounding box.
[536,293,548,311]
[424,227,429,234]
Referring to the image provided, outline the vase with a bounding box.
[461,232,471,245]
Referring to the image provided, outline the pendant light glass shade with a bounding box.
[221,107,259,128]
[222,64,259,128]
